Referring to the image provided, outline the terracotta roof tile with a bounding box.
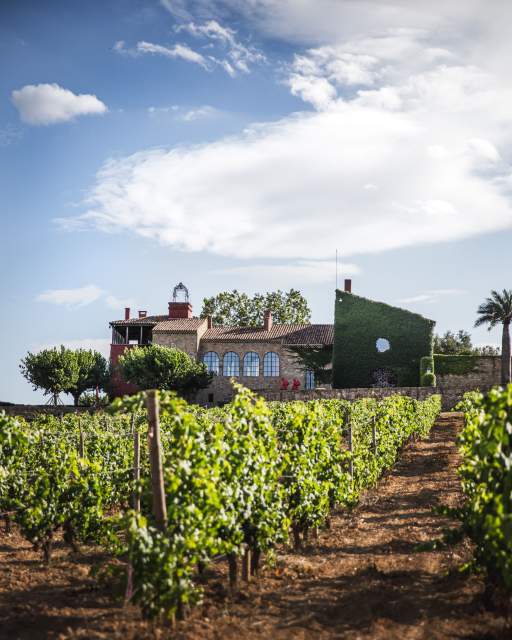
[202,324,333,345]
[110,315,167,327]
[153,318,207,332]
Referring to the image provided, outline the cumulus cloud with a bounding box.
[11,83,107,125]
[60,1,512,263]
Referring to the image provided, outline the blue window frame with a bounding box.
[243,351,260,377]
[202,351,220,375]
[223,351,240,377]
[263,352,280,377]
[305,370,315,389]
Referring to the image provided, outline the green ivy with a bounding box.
[434,354,480,376]
[333,290,435,388]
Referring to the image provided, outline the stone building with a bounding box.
[109,283,334,404]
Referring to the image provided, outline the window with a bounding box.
[263,352,280,377]
[243,351,260,377]
[203,351,220,375]
[223,352,240,377]
[305,370,315,389]
[376,338,391,353]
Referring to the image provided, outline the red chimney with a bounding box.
[207,315,213,329]
[344,279,352,293]
[124,307,130,320]
[138,310,147,319]
[168,301,193,319]
[263,310,273,331]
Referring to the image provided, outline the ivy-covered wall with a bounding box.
[332,290,435,388]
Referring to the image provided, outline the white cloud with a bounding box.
[137,40,209,67]
[399,289,466,304]
[219,260,360,284]
[59,1,512,263]
[36,285,104,308]
[176,19,265,74]
[33,338,111,358]
[11,83,107,125]
[181,105,218,121]
[36,285,133,311]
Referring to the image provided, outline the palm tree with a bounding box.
[474,289,512,384]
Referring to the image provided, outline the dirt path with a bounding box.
[0,413,510,639]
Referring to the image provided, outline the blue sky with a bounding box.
[1,0,511,402]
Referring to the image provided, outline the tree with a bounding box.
[201,289,311,327]
[475,289,512,384]
[434,330,473,355]
[119,345,212,396]
[20,346,78,405]
[65,350,109,406]
[433,329,500,356]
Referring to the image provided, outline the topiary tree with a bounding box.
[20,346,78,405]
[475,289,512,384]
[201,289,311,327]
[119,345,212,397]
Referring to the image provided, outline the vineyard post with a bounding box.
[242,545,251,582]
[145,390,167,531]
[348,421,354,478]
[79,423,85,458]
[133,429,141,513]
[372,416,377,456]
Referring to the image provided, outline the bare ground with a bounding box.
[0,412,510,639]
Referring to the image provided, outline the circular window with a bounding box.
[376,338,390,353]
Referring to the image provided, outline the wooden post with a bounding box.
[133,429,141,512]
[348,421,354,478]
[242,546,251,582]
[311,527,319,540]
[228,553,238,591]
[372,416,377,456]
[79,426,85,458]
[145,390,167,531]
[250,548,261,577]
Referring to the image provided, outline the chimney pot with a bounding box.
[124,307,130,320]
[264,310,273,331]
[344,279,352,293]
[138,310,147,319]
[207,315,213,329]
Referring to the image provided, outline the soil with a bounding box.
[1,412,510,640]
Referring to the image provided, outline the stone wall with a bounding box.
[1,405,95,420]
[195,342,305,405]
[260,386,439,404]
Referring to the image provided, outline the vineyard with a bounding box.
[455,385,512,595]
[0,386,441,626]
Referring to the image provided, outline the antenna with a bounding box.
[335,249,339,291]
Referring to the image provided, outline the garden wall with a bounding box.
[0,405,95,420]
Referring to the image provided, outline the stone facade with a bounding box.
[195,341,306,405]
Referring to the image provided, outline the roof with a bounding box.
[153,318,206,333]
[202,324,334,345]
[110,315,168,327]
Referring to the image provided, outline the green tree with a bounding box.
[433,329,500,356]
[20,346,78,405]
[65,350,109,406]
[119,345,212,396]
[201,289,311,327]
[475,290,512,384]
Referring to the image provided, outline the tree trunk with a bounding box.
[502,321,511,384]
[73,393,80,407]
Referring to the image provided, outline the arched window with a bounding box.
[223,351,240,377]
[202,351,220,375]
[243,351,260,377]
[263,352,280,377]
[305,370,315,389]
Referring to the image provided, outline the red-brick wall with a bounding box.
[109,344,139,397]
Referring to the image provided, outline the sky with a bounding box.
[1,0,511,403]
